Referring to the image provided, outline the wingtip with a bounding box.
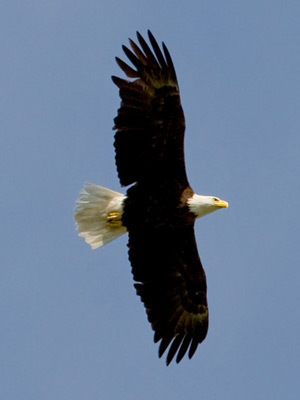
[111,75,118,84]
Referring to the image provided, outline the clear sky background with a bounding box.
[1,1,300,399]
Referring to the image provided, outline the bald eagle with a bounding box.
[75,31,228,365]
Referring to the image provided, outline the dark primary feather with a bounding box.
[113,31,208,364]
[112,30,187,187]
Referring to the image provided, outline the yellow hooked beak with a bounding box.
[215,199,229,208]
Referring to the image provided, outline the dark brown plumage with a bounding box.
[112,31,208,365]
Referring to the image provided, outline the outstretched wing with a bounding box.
[112,30,188,187]
[127,224,208,365]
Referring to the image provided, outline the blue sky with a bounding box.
[1,1,300,399]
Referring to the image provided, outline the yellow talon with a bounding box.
[107,212,122,226]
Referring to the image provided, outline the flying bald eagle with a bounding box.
[75,30,228,365]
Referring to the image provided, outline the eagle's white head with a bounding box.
[187,194,229,219]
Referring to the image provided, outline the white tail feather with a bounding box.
[74,183,127,249]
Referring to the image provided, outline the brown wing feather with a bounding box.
[112,30,187,187]
[127,223,208,365]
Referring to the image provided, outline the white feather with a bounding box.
[187,194,221,218]
[74,183,127,249]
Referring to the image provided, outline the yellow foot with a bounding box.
[106,212,122,226]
